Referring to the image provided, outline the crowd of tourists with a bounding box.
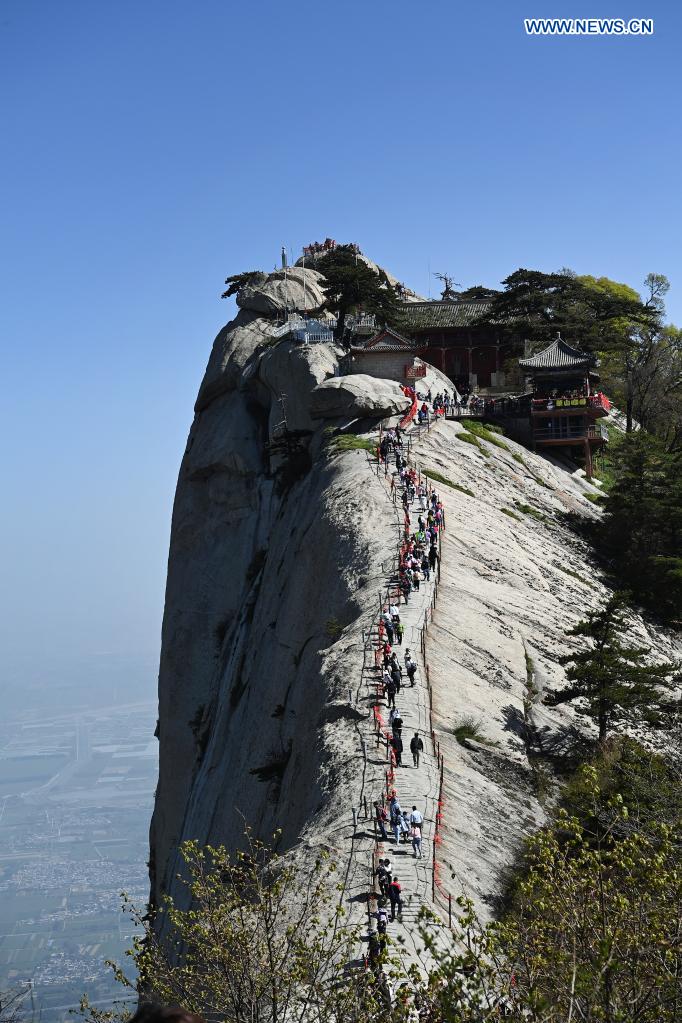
[368,427,445,952]
[415,386,481,423]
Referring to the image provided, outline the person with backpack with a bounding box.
[375,905,389,935]
[409,806,424,832]
[391,807,402,844]
[391,732,403,767]
[400,810,411,843]
[388,876,403,920]
[410,732,424,767]
[385,678,397,710]
[406,660,417,687]
[395,620,404,645]
[376,859,390,897]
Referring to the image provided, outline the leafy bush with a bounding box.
[514,501,545,521]
[331,434,377,453]
[455,431,488,457]
[424,468,475,497]
[325,617,343,640]
[462,420,509,451]
[454,715,487,745]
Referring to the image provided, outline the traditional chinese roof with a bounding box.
[352,327,416,353]
[399,299,493,330]
[519,334,596,371]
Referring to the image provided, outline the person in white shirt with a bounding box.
[409,806,423,832]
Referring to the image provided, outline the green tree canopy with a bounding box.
[601,434,682,620]
[545,595,677,740]
[313,246,403,341]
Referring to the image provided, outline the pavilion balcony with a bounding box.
[531,393,611,415]
[532,423,609,443]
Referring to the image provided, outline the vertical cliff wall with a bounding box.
[149,268,414,909]
[151,265,681,930]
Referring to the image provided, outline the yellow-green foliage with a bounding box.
[424,468,475,497]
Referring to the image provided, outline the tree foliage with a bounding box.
[221,271,266,300]
[601,435,682,623]
[313,247,403,341]
[494,770,682,1022]
[83,781,682,1023]
[82,832,389,1023]
[481,268,682,435]
[545,596,677,740]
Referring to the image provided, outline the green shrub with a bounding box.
[514,501,545,521]
[325,617,343,640]
[454,715,487,745]
[331,434,376,453]
[424,468,475,497]
[462,420,509,450]
[455,431,488,457]
[555,564,597,589]
[501,507,521,521]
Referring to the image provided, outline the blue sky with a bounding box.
[1,0,680,700]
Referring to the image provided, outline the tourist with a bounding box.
[412,828,423,859]
[410,733,423,766]
[375,905,389,935]
[376,859,390,897]
[388,876,403,920]
[410,806,424,832]
[391,732,403,767]
[385,678,397,710]
[391,808,402,844]
[406,660,417,687]
[395,619,404,645]
[375,801,389,841]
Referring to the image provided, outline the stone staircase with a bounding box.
[343,428,452,966]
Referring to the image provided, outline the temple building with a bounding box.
[346,327,425,383]
[398,297,520,391]
[518,333,610,478]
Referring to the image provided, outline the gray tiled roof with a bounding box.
[400,299,492,330]
[519,336,596,370]
[352,328,416,353]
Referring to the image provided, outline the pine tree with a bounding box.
[545,596,677,742]
[313,246,403,341]
[603,435,682,622]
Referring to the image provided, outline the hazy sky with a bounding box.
[1,1,680,698]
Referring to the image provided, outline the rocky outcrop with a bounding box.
[310,375,410,419]
[237,267,327,315]
[151,260,681,935]
[150,267,402,914]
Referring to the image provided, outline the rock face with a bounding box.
[237,267,327,315]
[151,261,681,938]
[310,375,410,419]
[149,266,402,915]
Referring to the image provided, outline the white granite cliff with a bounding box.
[150,265,680,933]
